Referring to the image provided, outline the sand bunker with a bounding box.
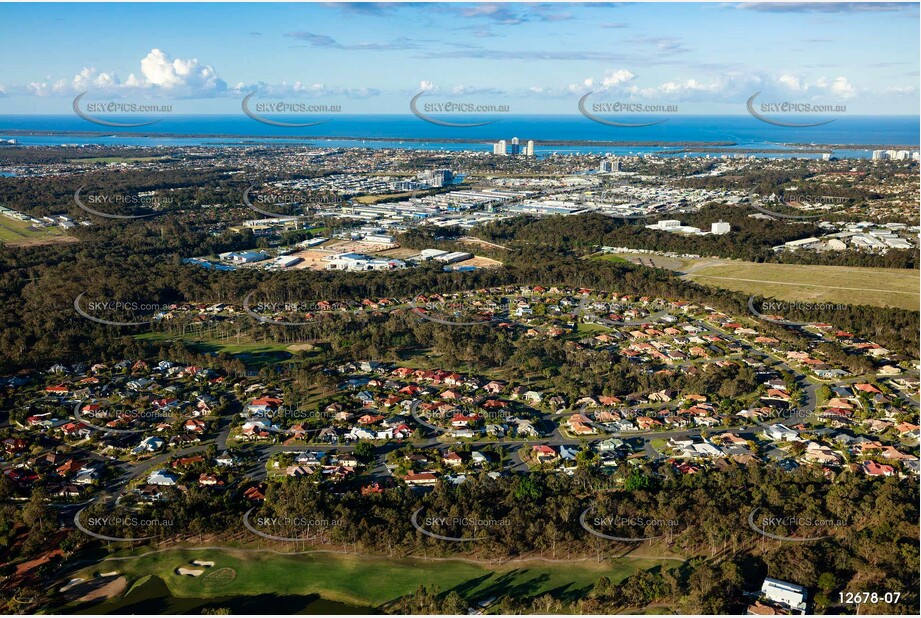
[192,560,215,567]
[59,578,85,593]
[62,576,127,604]
[176,568,204,577]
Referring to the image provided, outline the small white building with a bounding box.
[646,219,702,234]
[760,577,807,613]
[274,255,303,268]
[363,234,395,245]
[765,424,798,442]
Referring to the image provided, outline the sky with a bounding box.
[0,1,918,115]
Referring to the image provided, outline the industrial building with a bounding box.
[324,253,406,272]
[434,251,472,264]
[273,255,303,268]
[220,251,269,264]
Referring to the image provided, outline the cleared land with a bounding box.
[70,548,676,609]
[375,247,422,259]
[288,240,502,271]
[352,192,416,205]
[0,217,76,246]
[684,262,918,310]
[601,254,919,310]
[463,255,503,268]
[289,239,395,270]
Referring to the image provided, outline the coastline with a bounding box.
[1,129,918,150]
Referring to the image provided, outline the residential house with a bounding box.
[862,460,896,477]
[404,471,439,486]
[759,578,807,614]
[764,424,798,442]
[148,469,179,486]
[132,436,165,454]
[802,442,843,465]
[532,444,559,463]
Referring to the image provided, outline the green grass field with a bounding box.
[0,216,72,245]
[593,254,630,264]
[684,262,918,310]
[605,253,918,311]
[134,333,296,367]
[73,548,677,608]
[575,322,612,335]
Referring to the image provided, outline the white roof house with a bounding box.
[132,436,165,454]
[760,577,807,613]
[682,442,724,458]
[147,469,179,486]
[765,424,798,442]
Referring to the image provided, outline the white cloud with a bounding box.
[244,81,379,98]
[777,74,802,91]
[601,69,636,88]
[139,49,220,91]
[775,74,857,99]
[826,76,856,99]
[563,78,595,94]
[528,70,872,103]
[533,70,753,100]
[20,49,228,98]
[450,85,503,96]
[408,82,502,97]
[626,76,751,100]
[13,48,381,101]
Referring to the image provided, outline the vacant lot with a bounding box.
[464,255,503,269]
[288,247,335,270]
[605,254,918,310]
[683,261,919,310]
[592,252,684,271]
[376,247,421,259]
[288,240,401,270]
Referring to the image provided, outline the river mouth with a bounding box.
[67,576,377,615]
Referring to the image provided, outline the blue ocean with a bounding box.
[0,114,917,158]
